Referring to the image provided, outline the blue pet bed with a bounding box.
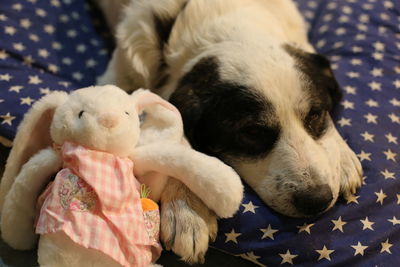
[0,0,399,266]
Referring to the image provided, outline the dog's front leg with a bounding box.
[160,178,217,264]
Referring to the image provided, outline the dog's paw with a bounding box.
[160,198,217,264]
[339,147,363,198]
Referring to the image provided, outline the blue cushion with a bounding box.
[0,0,399,266]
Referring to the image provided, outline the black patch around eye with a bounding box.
[78,110,84,118]
[170,56,280,159]
[304,108,328,138]
[283,44,342,110]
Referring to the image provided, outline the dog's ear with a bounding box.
[284,45,342,109]
[114,1,186,89]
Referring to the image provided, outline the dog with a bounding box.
[97,0,363,263]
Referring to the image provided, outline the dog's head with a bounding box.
[167,42,361,217]
[112,1,362,217]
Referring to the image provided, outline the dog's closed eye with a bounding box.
[304,108,328,138]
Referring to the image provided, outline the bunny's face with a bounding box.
[50,85,140,157]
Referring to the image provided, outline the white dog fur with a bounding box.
[0,85,243,266]
[96,0,363,263]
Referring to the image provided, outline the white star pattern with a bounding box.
[315,246,334,261]
[260,224,279,240]
[375,190,387,205]
[242,201,259,214]
[351,242,368,256]
[279,250,297,265]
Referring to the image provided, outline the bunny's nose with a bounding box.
[98,113,119,129]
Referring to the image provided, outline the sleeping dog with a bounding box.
[98,0,363,262]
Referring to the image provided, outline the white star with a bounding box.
[297,223,315,234]
[52,42,62,50]
[372,52,384,60]
[48,64,59,73]
[0,113,16,126]
[13,42,25,51]
[239,252,263,266]
[384,1,394,8]
[347,72,360,78]
[58,81,70,88]
[388,113,400,124]
[337,117,351,127]
[76,44,87,53]
[394,80,400,89]
[357,24,368,32]
[62,57,73,65]
[44,24,55,34]
[373,41,385,51]
[341,100,354,109]
[359,14,369,23]
[331,216,347,232]
[370,68,383,77]
[20,18,32,29]
[86,59,97,68]
[388,216,400,226]
[381,169,395,179]
[20,97,35,106]
[365,99,379,107]
[0,50,8,60]
[375,190,387,205]
[397,194,400,205]
[224,229,241,244]
[344,86,356,94]
[360,131,374,142]
[352,46,363,53]
[0,73,12,81]
[28,75,43,85]
[389,98,400,107]
[12,3,23,11]
[4,26,17,35]
[346,194,360,204]
[279,250,297,265]
[338,15,349,23]
[29,34,40,42]
[357,150,372,161]
[72,72,83,81]
[380,239,393,254]
[51,0,61,7]
[23,55,35,66]
[383,149,397,162]
[0,14,7,21]
[38,49,50,58]
[67,29,78,38]
[242,201,259,214]
[360,217,375,230]
[385,133,398,144]
[351,242,368,256]
[316,245,334,261]
[260,224,278,240]
[36,8,46,17]
[350,58,362,65]
[355,33,366,40]
[40,88,51,95]
[364,113,378,124]
[368,81,382,91]
[9,85,23,93]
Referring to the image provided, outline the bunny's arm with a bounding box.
[1,147,62,250]
[130,143,243,218]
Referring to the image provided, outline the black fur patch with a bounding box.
[284,44,342,138]
[170,57,280,159]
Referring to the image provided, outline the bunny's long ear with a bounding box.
[0,91,68,210]
[131,89,184,146]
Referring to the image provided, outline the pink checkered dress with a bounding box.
[36,142,162,267]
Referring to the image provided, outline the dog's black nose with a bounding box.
[293,184,333,216]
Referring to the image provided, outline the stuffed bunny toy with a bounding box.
[0,85,243,267]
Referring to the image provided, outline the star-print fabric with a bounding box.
[0,0,399,266]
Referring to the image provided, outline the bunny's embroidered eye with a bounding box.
[125,112,130,115]
[78,110,84,118]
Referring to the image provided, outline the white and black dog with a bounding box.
[98,0,363,263]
